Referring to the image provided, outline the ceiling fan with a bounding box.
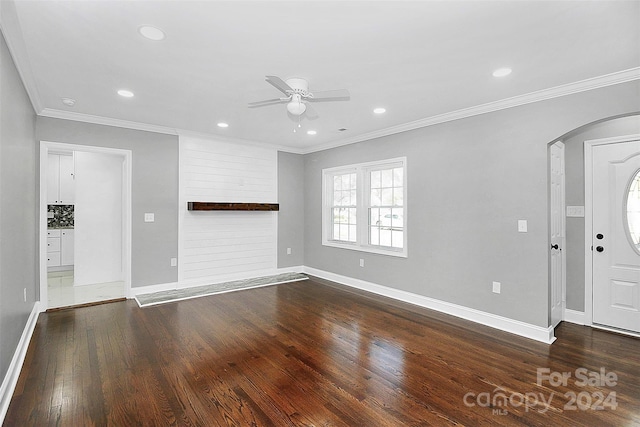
[249,76,350,119]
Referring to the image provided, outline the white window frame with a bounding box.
[322,157,407,257]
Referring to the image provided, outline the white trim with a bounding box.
[38,110,306,155]
[25,68,639,156]
[563,309,586,325]
[0,4,44,113]
[304,266,556,344]
[0,302,40,424]
[583,134,640,328]
[322,157,408,258]
[129,266,304,297]
[301,68,640,154]
[39,141,132,311]
[128,282,179,298]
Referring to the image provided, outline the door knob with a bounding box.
[596,246,604,252]
[596,233,604,240]
[551,244,559,250]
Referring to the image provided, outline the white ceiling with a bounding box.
[2,1,639,152]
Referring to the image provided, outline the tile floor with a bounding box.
[48,269,125,308]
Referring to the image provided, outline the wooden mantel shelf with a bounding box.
[187,202,279,211]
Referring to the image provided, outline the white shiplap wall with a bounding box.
[179,136,278,286]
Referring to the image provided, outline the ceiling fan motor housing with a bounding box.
[285,78,310,97]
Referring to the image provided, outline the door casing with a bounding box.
[584,133,640,337]
[39,141,132,311]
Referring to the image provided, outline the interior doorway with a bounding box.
[39,141,132,310]
[585,134,640,335]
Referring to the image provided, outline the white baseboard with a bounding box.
[304,267,556,344]
[129,281,179,297]
[130,266,305,298]
[0,302,40,424]
[563,309,586,325]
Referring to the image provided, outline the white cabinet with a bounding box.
[47,229,74,268]
[47,154,75,205]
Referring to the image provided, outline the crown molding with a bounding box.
[0,2,43,113]
[39,109,306,154]
[36,67,640,156]
[299,67,640,154]
[40,108,180,135]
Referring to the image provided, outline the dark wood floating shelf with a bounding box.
[187,202,279,211]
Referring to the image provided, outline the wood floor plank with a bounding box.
[4,279,639,426]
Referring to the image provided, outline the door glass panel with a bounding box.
[625,169,640,254]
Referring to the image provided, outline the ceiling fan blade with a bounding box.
[310,89,350,102]
[265,75,293,94]
[304,102,319,120]
[248,101,287,108]
[248,98,288,106]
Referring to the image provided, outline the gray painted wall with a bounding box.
[36,117,179,288]
[563,115,640,311]
[0,30,37,382]
[304,81,640,328]
[277,151,304,267]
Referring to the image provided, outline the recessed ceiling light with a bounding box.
[307,130,317,135]
[117,89,134,98]
[492,67,512,77]
[61,97,76,107]
[217,122,229,128]
[138,26,165,41]
[373,107,386,114]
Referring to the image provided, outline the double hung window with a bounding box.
[322,158,407,257]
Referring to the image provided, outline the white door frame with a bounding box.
[39,141,132,311]
[584,133,640,329]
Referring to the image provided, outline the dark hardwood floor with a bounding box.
[5,278,639,426]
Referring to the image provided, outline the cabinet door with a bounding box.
[58,154,75,205]
[61,229,74,266]
[47,154,60,204]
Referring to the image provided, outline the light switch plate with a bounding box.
[144,213,155,222]
[170,257,177,267]
[518,220,528,232]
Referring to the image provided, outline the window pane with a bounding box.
[393,167,403,187]
[393,187,403,206]
[339,224,349,241]
[333,224,340,240]
[341,174,350,190]
[380,229,392,247]
[371,189,381,206]
[382,169,393,187]
[391,208,403,229]
[391,230,403,248]
[379,207,391,228]
[350,190,357,204]
[371,170,381,188]
[370,208,380,226]
[349,225,357,242]
[370,227,379,245]
[349,208,357,224]
[350,173,357,189]
[334,175,342,191]
[381,188,393,205]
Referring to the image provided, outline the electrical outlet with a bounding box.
[170,257,177,267]
[360,259,365,267]
[492,281,501,294]
[287,248,292,255]
[144,213,155,222]
[23,288,27,302]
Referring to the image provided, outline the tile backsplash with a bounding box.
[48,205,74,228]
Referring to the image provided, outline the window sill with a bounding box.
[322,240,408,258]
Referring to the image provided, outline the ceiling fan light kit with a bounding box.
[250,75,350,121]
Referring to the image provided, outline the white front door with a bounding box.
[592,138,640,333]
[550,142,565,328]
